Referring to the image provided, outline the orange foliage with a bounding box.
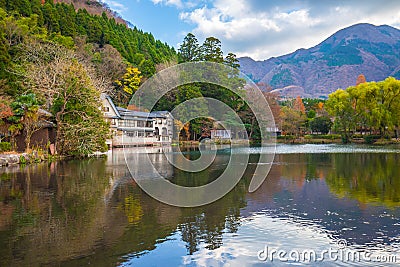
[293,96,306,114]
[263,92,281,124]
[356,74,366,86]
[0,100,13,119]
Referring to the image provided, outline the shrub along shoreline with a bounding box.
[277,134,400,145]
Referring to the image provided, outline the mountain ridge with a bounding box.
[239,23,400,98]
[54,0,128,25]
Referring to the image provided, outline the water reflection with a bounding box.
[0,145,399,266]
[326,153,400,208]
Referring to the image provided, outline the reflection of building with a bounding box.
[101,94,174,147]
[211,129,231,140]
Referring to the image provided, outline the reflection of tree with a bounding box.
[118,195,143,224]
[0,149,249,265]
[326,153,400,208]
[178,176,247,254]
[0,159,111,265]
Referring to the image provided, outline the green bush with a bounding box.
[304,134,341,140]
[0,142,11,152]
[277,135,296,140]
[19,155,27,164]
[363,135,381,144]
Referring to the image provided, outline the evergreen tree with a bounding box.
[200,37,224,63]
[178,33,200,62]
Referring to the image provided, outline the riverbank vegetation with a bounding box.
[0,0,176,156]
[273,76,400,144]
[1,1,399,156]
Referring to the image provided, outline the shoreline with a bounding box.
[2,139,400,167]
[277,137,400,145]
[0,152,48,167]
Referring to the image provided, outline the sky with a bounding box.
[101,0,400,60]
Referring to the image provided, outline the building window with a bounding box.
[126,131,137,137]
[137,121,145,127]
[123,120,136,127]
[111,119,116,125]
[103,107,110,112]
[146,121,153,128]
[138,132,145,137]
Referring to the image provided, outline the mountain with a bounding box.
[53,0,128,25]
[239,23,400,98]
[0,0,177,78]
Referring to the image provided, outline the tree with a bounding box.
[263,91,281,126]
[200,37,223,63]
[224,52,240,69]
[174,84,209,140]
[21,42,109,156]
[178,33,200,62]
[280,106,306,136]
[309,116,333,134]
[50,60,109,156]
[356,74,366,86]
[293,96,306,114]
[326,89,356,142]
[10,93,44,151]
[114,66,142,106]
[0,96,13,140]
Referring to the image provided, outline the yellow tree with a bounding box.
[114,66,142,106]
[326,89,356,142]
[280,106,306,137]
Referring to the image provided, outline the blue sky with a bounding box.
[102,0,400,60]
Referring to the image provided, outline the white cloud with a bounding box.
[152,0,183,8]
[101,0,128,13]
[152,0,206,9]
[176,0,400,60]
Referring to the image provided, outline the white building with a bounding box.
[101,94,174,147]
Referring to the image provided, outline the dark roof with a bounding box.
[117,127,154,132]
[150,111,171,118]
[102,94,172,120]
[116,107,153,119]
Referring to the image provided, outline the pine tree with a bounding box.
[200,37,224,63]
[178,33,200,62]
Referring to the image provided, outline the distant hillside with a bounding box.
[0,0,177,77]
[54,0,127,25]
[239,23,400,98]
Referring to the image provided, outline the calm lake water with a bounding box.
[1,144,400,266]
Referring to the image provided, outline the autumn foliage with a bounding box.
[356,74,367,85]
[293,96,306,113]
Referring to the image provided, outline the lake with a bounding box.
[0,144,399,266]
